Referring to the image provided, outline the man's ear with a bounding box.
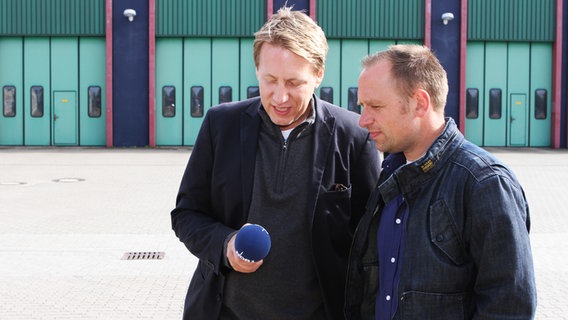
[315,67,325,88]
[414,89,431,117]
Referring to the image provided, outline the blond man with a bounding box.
[171,7,381,319]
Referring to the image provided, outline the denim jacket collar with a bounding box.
[378,118,464,203]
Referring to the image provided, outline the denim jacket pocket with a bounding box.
[429,200,466,265]
[399,290,469,319]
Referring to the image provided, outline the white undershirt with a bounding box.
[281,128,293,141]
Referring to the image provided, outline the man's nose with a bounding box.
[359,107,371,128]
[273,84,289,104]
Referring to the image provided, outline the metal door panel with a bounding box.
[507,43,530,146]
[483,43,507,146]
[340,40,368,111]
[240,38,257,101]
[212,38,239,106]
[24,37,51,145]
[0,37,24,145]
[369,40,395,56]
[156,38,183,146]
[318,39,341,105]
[509,94,527,146]
[53,91,77,145]
[79,37,106,146]
[51,38,79,90]
[465,42,485,146]
[183,38,212,146]
[529,43,552,146]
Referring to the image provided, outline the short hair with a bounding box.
[362,44,448,112]
[253,6,328,74]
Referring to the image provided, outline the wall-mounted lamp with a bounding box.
[441,12,454,25]
[123,9,136,22]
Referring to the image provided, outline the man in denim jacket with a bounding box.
[345,44,537,319]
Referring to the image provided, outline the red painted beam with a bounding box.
[424,0,431,48]
[105,0,113,147]
[149,0,156,147]
[459,0,468,134]
[267,0,273,19]
[552,0,563,148]
[310,0,316,21]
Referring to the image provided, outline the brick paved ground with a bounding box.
[0,147,566,319]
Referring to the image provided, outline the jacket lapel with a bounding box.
[307,98,335,217]
[240,100,262,215]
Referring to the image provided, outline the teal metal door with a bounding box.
[156,38,183,146]
[79,37,106,146]
[341,40,368,112]
[318,39,340,105]
[509,94,527,146]
[183,38,211,146]
[529,43,552,146]
[0,37,24,145]
[212,38,239,106]
[483,43,508,146]
[51,38,78,146]
[240,38,257,101]
[53,91,77,145]
[318,39,415,109]
[465,42,485,146]
[465,41,552,147]
[24,38,51,146]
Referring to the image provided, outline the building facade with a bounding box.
[0,0,566,148]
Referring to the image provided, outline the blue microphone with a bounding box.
[234,224,271,262]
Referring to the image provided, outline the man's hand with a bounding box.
[226,227,264,273]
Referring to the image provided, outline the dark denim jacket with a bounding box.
[345,118,537,320]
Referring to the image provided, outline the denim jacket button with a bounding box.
[436,234,445,242]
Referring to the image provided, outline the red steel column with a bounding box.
[267,0,273,19]
[149,0,156,147]
[105,0,114,147]
[424,0,432,48]
[552,0,563,148]
[310,0,316,20]
[458,0,468,133]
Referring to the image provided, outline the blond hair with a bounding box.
[362,44,448,112]
[253,6,328,74]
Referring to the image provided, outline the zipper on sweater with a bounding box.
[274,138,288,193]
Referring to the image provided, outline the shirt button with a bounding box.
[395,218,401,224]
[386,295,391,301]
[390,257,396,263]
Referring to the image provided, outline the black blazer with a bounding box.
[171,95,381,319]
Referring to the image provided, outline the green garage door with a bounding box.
[156,37,258,146]
[0,37,24,145]
[465,41,552,147]
[156,37,423,146]
[51,38,79,146]
[79,37,106,146]
[53,91,77,145]
[318,39,419,112]
[156,38,183,146]
[24,37,51,146]
[183,38,211,146]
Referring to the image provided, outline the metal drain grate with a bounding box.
[121,251,165,260]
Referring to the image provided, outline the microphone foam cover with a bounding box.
[234,224,271,262]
